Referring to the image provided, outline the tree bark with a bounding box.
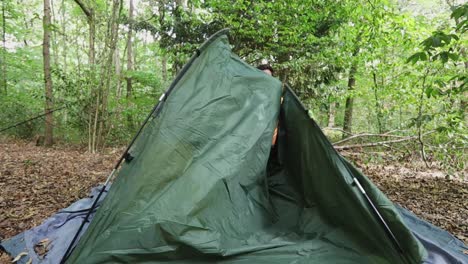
[115,47,122,97]
[327,101,336,128]
[72,0,95,64]
[60,0,68,72]
[89,15,95,65]
[161,54,167,83]
[416,70,430,168]
[342,63,357,138]
[126,0,135,131]
[157,1,168,83]
[372,71,384,133]
[342,32,362,139]
[43,0,54,146]
[1,0,6,94]
[50,0,59,66]
[96,0,121,150]
[72,0,97,151]
[445,0,467,125]
[462,59,467,125]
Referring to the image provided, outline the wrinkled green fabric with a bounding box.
[67,33,426,263]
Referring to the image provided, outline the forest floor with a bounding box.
[0,138,467,262]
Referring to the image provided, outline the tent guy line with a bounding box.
[0,106,66,133]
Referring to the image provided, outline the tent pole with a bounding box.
[352,177,410,263]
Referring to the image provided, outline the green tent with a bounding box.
[66,30,427,264]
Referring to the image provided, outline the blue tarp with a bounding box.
[0,186,108,264]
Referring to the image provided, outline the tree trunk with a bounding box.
[372,71,384,133]
[88,14,96,152]
[60,0,67,72]
[89,15,95,65]
[73,0,95,64]
[446,0,467,125]
[72,0,97,152]
[70,1,95,66]
[460,50,467,125]
[463,61,467,124]
[96,0,121,150]
[126,0,135,131]
[158,1,167,83]
[416,71,430,168]
[115,47,122,98]
[162,54,167,83]
[50,0,59,66]
[327,101,336,128]
[342,64,357,138]
[342,32,362,139]
[1,0,6,94]
[43,0,54,146]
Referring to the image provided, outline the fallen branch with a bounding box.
[334,137,415,150]
[332,132,407,146]
[334,131,435,150]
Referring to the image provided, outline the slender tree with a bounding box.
[72,0,98,152]
[43,0,54,146]
[372,71,384,133]
[73,0,95,65]
[1,0,6,94]
[96,0,121,150]
[327,100,336,128]
[342,43,360,138]
[126,0,135,130]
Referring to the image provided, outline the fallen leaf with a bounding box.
[34,238,51,258]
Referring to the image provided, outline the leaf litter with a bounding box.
[0,138,121,263]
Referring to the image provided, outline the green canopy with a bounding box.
[67,31,426,264]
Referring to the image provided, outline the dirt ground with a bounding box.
[0,139,466,262]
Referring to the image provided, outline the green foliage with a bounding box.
[0,0,466,172]
[0,90,42,139]
[407,52,429,63]
[451,3,468,33]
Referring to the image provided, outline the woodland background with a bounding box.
[0,0,466,173]
[0,0,467,256]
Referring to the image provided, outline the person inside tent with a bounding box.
[257,64,283,178]
[257,64,274,76]
[257,64,279,146]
